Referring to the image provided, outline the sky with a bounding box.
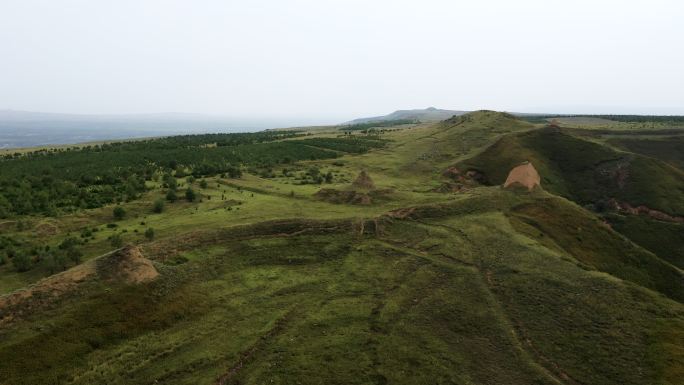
[1,0,683,122]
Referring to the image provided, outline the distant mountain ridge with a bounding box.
[345,107,468,124]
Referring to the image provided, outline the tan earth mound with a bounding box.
[315,188,373,205]
[315,170,391,205]
[504,161,541,191]
[96,245,159,284]
[0,245,158,326]
[0,260,96,321]
[34,220,60,236]
[352,170,376,190]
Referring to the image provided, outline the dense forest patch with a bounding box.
[0,133,386,217]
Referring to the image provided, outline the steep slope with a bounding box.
[605,214,684,269]
[456,126,684,216]
[607,135,684,170]
[507,196,683,301]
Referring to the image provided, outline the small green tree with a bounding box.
[164,174,178,191]
[185,188,196,202]
[199,179,208,189]
[307,166,320,178]
[325,171,333,183]
[59,237,81,250]
[227,166,242,178]
[113,206,126,220]
[152,199,165,213]
[58,237,83,264]
[166,189,178,202]
[144,227,155,240]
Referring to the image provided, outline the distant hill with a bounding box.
[346,107,467,124]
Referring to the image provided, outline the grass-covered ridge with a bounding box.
[1,111,683,384]
[1,191,682,385]
[457,126,684,216]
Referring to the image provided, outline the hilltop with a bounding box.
[0,110,682,385]
[345,106,467,124]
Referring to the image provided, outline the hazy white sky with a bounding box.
[1,0,683,121]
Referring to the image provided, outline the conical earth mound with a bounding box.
[352,170,375,190]
[504,161,541,191]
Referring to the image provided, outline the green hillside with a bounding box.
[456,126,684,216]
[607,135,684,170]
[0,111,682,385]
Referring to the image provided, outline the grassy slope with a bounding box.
[605,213,684,269]
[607,135,684,170]
[507,196,683,301]
[457,127,684,216]
[1,190,681,385]
[455,124,684,269]
[1,112,683,384]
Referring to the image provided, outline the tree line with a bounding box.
[0,132,385,217]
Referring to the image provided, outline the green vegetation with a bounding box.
[0,111,682,384]
[110,234,123,248]
[606,214,684,269]
[144,227,155,240]
[0,132,385,217]
[508,197,683,301]
[185,187,196,202]
[152,198,165,213]
[521,114,684,124]
[112,206,126,220]
[608,136,684,169]
[339,118,418,131]
[457,127,684,215]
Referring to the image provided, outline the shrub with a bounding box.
[185,188,196,202]
[59,237,80,249]
[113,206,126,220]
[152,199,165,213]
[166,189,178,202]
[144,228,155,240]
[12,252,32,272]
[164,175,178,190]
[110,234,123,248]
[66,247,83,264]
[46,252,68,273]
